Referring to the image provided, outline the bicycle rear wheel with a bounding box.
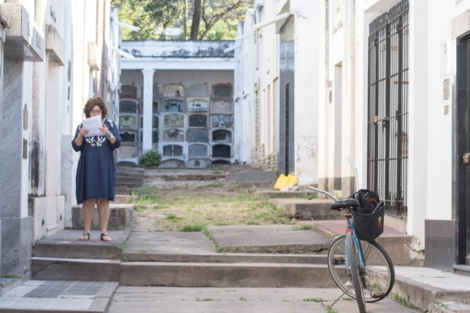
[347,233,366,313]
[327,234,395,302]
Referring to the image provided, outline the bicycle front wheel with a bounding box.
[347,233,366,313]
[328,234,395,302]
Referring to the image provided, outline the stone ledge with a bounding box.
[72,204,133,230]
[271,198,340,220]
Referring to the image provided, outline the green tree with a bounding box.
[112,0,252,41]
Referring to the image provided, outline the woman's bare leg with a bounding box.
[80,199,96,240]
[97,198,112,241]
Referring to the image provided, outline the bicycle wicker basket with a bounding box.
[352,205,385,242]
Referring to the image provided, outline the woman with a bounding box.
[72,96,122,241]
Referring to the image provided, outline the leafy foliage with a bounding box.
[138,150,162,167]
[112,0,252,40]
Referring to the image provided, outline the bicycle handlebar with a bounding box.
[307,185,338,201]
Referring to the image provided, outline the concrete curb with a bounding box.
[119,262,336,288]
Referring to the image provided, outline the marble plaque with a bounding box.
[189,144,208,157]
[187,98,209,112]
[163,144,183,156]
[189,114,207,127]
[187,159,209,168]
[140,115,159,128]
[120,100,138,113]
[120,131,136,143]
[211,115,232,128]
[119,145,135,158]
[212,144,231,158]
[163,128,184,142]
[213,84,232,97]
[163,99,184,113]
[121,85,137,98]
[164,114,185,128]
[187,84,209,97]
[120,116,137,129]
[211,100,232,114]
[187,129,209,143]
[162,84,185,98]
[160,159,185,168]
[212,130,231,142]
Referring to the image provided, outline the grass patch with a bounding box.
[293,224,313,231]
[239,297,246,301]
[1,274,22,279]
[166,214,182,221]
[322,304,338,313]
[391,292,418,309]
[202,228,222,253]
[119,241,127,253]
[133,192,160,205]
[196,182,224,189]
[303,298,324,302]
[299,192,318,200]
[180,224,204,232]
[196,297,214,301]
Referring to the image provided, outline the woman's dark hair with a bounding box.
[84,96,108,119]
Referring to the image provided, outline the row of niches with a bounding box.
[120,129,232,144]
[161,143,232,159]
[119,114,233,129]
[119,98,233,115]
[121,83,233,100]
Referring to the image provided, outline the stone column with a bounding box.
[142,69,155,153]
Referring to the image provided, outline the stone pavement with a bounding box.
[3,216,470,312]
[0,280,117,312]
[108,286,419,313]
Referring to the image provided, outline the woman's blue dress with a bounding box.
[71,119,122,204]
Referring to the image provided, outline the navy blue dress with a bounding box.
[71,119,122,204]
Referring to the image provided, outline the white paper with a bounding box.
[82,115,105,137]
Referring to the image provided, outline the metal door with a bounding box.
[455,36,470,264]
[367,0,409,217]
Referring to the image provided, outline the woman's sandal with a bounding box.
[100,233,112,242]
[79,232,90,241]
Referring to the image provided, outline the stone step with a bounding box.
[144,174,225,181]
[271,198,340,220]
[0,280,118,313]
[121,252,328,264]
[432,302,470,313]
[116,181,143,188]
[226,171,277,184]
[71,204,133,230]
[207,225,332,254]
[389,267,470,312]
[33,229,130,259]
[257,191,318,199]
[453,265,470,278]
[32,257,120,281]
[113,194,135,204]
[119,262,335,288]
[116,176,144,184]
[311,220,414,265]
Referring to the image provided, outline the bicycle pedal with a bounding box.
[372,293,383,298]
[333,257,345,265]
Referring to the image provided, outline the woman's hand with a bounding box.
[100,124,109,136]
[79,127,89,137]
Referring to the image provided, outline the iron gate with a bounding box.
[367,0,409,217]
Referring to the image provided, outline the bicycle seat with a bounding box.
[330,199,360,211]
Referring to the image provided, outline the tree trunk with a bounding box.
[190,0,202,40]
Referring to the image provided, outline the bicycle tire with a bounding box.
[347,233,366,313]
[327,234,395,302]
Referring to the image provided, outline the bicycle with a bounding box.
[308,159,395,313]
